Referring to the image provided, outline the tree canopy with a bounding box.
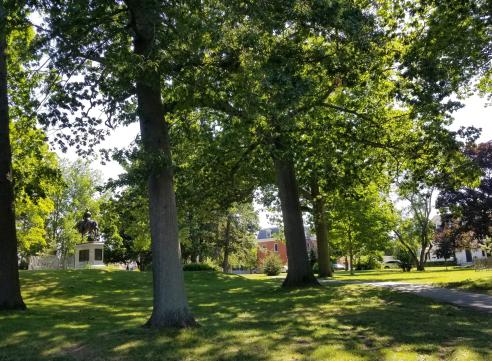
[437,141,492,242]
[1,0,491,325]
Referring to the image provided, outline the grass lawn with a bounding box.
[0,270,490,361]
[330,267,492,295]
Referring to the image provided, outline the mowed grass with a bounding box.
[0,270,490,361]
[331,267,492,295]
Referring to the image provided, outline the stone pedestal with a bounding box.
[75,242,105,269]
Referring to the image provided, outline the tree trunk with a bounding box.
[417,232,428,271]
[417,246,426,271]
[349,249,354,275]
[310,178,332,277]
[0,4,25,310]
[127,1,195,328]
[395,231,419,270]
[273,156,318,287]
[348,229,354,275]
[222,215,232,273]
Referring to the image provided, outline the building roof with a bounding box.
[257,226,316,241]
[257,227,280,240]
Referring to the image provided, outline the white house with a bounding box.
[430,215,488,265]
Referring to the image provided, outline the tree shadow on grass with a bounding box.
[0,270,491,361]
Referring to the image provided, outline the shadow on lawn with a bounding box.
[0,270,491,361]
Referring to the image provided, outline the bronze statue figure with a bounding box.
[75,210,100,242]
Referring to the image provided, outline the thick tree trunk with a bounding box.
[127,1,195,328]
[0,5,25,311]
[310,178,332,277]
[222,215,231,273]
[273,156,318,287]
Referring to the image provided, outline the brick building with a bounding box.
[256,227,317,268]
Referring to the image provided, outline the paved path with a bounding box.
[319,279,492,314]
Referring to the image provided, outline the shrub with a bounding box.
[395,249,413,272]
[424,260,457,267]
[262,253,283,276]
[183,263,217,271]
[355,255,381,270]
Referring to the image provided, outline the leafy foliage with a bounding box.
[433,214,466,263]
[437,141,492,242]
[45,160,102,266]
[99,186,151,271]
[395,248,413,272]
[4,0,489,296]
[183,263,217,272]
[261,253,283,276]
[329,182,395,273]
[6,20,61,260]
[355,255,382,271]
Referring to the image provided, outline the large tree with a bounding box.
[117,0,197,328]
[437,141,492,242]
[392,119,480,271]
[37,0,253,326]
[329,183,394,275]
[37,0,209,327]
[9,64,61,263]
[0,1,25,310]
[7,29,60,266]
[394,188,436,271]
[195,1,395,287]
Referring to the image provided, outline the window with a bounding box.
[274,243,278,252]
[95,248,103,261]
[79,250,89,262]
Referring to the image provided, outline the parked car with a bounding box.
[332,263,346,271]
[382,260,401,269]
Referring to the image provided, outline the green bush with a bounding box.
[424,260,457,267]
[355,255,381,270]
[262,253,283,276]
[395,249,413,272]
[183,263,217,271]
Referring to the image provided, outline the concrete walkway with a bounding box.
[320,279,492,314]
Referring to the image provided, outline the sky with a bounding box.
[449,95,491,140]
[56,95,491,228]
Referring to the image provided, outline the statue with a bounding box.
[75,210,100,242]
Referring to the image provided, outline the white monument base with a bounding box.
[75,242,105,269]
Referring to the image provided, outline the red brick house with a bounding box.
[257,227,317,268]
[257,227,288,266]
